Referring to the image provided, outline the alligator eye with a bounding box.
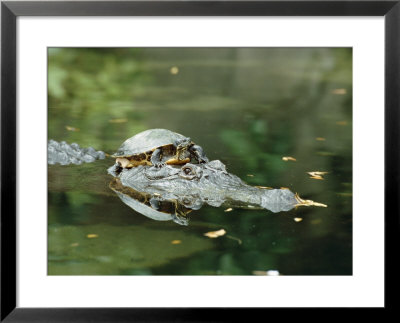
[179,164,202,180]
[183,166,192,175]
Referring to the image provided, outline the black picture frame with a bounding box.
[1,1,398,321]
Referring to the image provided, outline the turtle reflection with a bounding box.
[109,178,193,226]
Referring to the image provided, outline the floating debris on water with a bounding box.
[170,66,179,75]
[282,156,297,161]
[316,137,326,141]
[224,208,233,212]
[331,88,347,95]
[226,235,242,245]
[308,171,329,176]
[307,171,328,180]
[171,240,182,245]
[86,234,99,239]
[109,118,128,123]
[70,243,79,247]
[309,175,324,180]
[247,174,254,177]
[294,217,303,222]
[65,125,80,132]
[204,229,226,239]
[336,120,348,126]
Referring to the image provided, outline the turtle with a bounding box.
[111,129,209,170]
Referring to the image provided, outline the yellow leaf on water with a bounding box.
[332,88,347,95]
[224,208,233,212]
[170,66,179,75]
[247,174,254,177]
[65,125,80,132]
[282,156,297,161]
[307,171,328,180]
[204,229,226,239]
[310,175,324,180]
[109,118,128,124]
[171,240,182,245]
[86,234,99,239]
[307,171,328,176]
[294,217,303,222]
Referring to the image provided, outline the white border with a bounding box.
[17,17,384,307]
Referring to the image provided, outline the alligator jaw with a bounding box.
[113,161,326,213]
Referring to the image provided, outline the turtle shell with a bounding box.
[109,178,190,225]
[112,129,187,158]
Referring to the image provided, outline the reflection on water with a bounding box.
[109,177,193,226]
[48,48,352,275]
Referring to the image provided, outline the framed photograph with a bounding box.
[1,0,397,320]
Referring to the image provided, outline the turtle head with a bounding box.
[174,137,192,151]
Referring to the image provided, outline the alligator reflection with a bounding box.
[108,160,325,225]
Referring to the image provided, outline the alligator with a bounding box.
[48,140,326,225]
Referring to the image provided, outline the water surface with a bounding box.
[48,48,352,275]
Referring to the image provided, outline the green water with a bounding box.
[48,48,352,275]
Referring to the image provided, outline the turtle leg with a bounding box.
[149,197,161,210]
[171,202,189,226]
[108,162,123,177]
[190,145,209,164]
[150,148,166,168]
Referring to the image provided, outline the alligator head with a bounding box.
[107,160,324,225]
